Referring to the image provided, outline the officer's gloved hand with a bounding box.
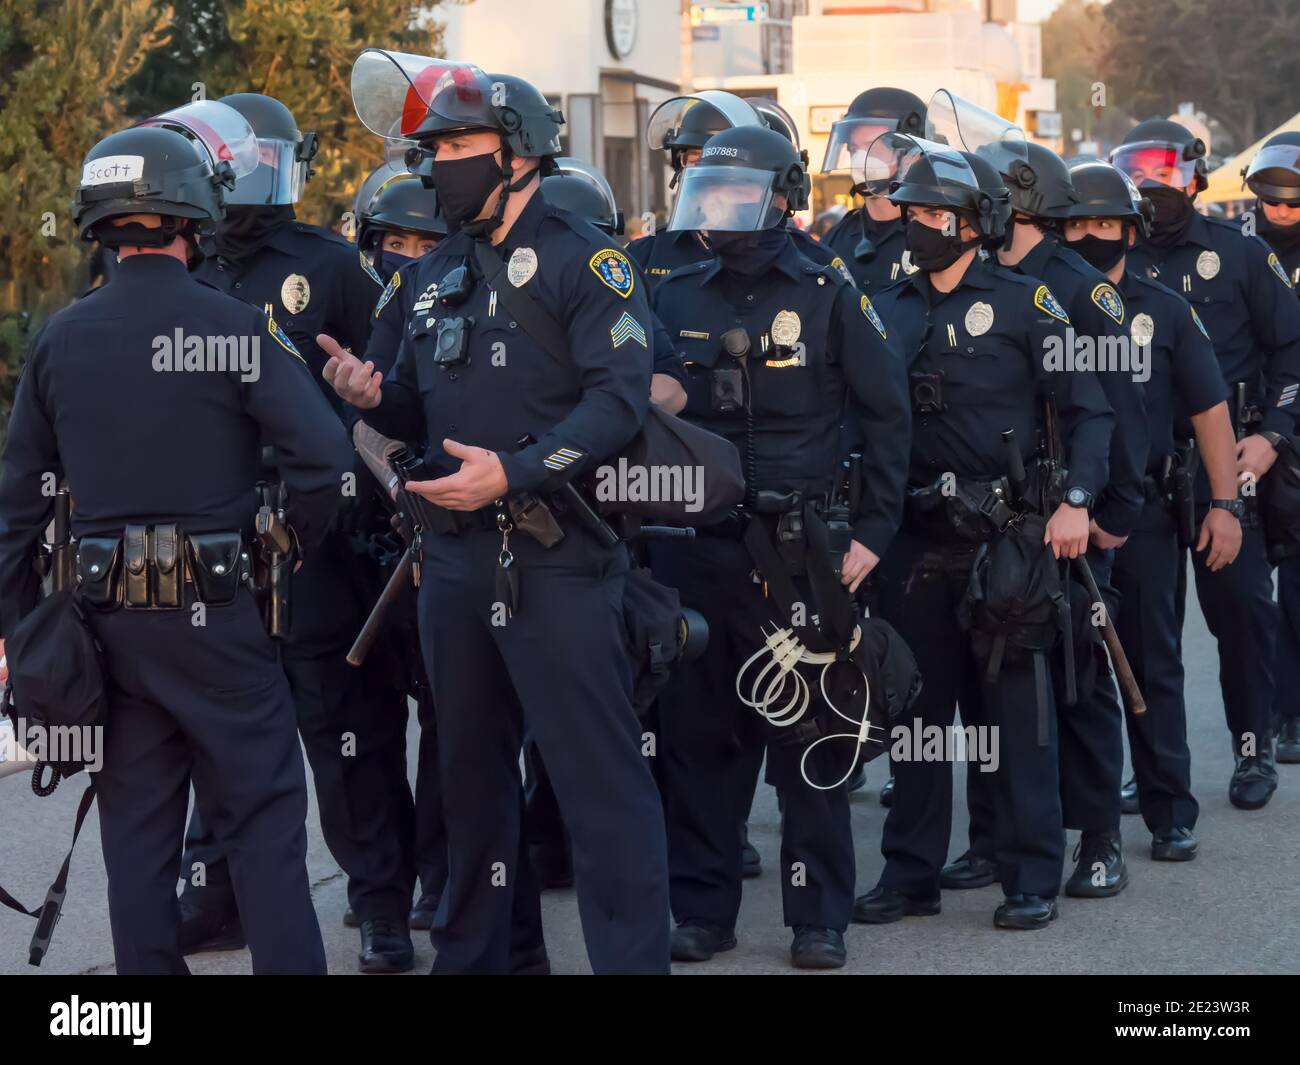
[320,334,383,409]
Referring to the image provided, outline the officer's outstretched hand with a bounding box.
[841,541,879,594]
[1197,508,1242,572]
[1044,504,1089,559]
[319,333,382,409]
[405,439,508,512]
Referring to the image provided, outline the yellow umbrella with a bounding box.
[1202,112,1300,205]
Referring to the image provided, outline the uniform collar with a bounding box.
[112,253,191,279]
[1015,236,1058,280]
[1136,209,1214,253]
[696,230,803,287]
[907,252,998,299]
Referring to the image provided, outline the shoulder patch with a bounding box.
[1268,251,1294,288]
[1090,282,1124,325]
[373,269,401,318]
[860,294,887,340]
[359,250,384,287]
[830,256,854,285]
[1190,305,1210,340]
[266,315,306,364]
[1034,284,1070,324]
[589,248,635,298]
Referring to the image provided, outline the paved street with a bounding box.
[3,566,1297,976]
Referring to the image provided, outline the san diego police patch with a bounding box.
[860,294,887,339]
[373,270,401,318]
[266,315,306,364]
[831,257,854,285]
[610,311,647,348]
[1268,251,1293,287]
[1190,306,1210,339]
[1034,285,1070,324]
[1091,282,1124,326]
[359,250,384,286]
[589,248,635,298]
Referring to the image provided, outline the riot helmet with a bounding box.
[218,93,319,205]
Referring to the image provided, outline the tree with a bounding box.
[0,0,173,417]
[1041,0,1132,152]
[1102,0,1300,155]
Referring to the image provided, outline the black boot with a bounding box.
[1064,831,1129,898]
[1276,718,1300,764]
[791,926,846,969]
[1151,826,1198,861]
[741,823,762,879]
[358,917,415,974]
[994,894,1058,930]
[879,776,895,807]
[940,850,998,889]
[670,921,737,962]
[1229,744,1278,810]
[1120,776,1139,815]
[178,887,244,955]
[851,885,940,924]
[409,891,440,931]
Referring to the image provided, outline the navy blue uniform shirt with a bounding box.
[822,208,913,293]
[197,220,373,413]
[0,254,352,634]
[1129,212,1300,436]
[874,255,1113,499]
[363,190,652,495]
[1116,268,1226,472]
[1016,238,1149,537]
[652,233,910,555]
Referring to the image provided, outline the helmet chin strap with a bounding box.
[464,146,540,239]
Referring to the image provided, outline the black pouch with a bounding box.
[186,533,244,606]
[123,525,149,608]
[75,538,122,609]
[152,524,182,608]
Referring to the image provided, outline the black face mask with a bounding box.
[904,218,979,272]
[707,227,788,277]
[430,152,504,225]
[374,248,416,280]
[1256,204,1300,256]
[1143,186,1195,246]
[215,204,294,265]
[1069,232,1128,273]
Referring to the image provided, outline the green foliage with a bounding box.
[1102,0,1300,155]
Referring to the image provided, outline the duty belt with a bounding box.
[72,525,252,610]
[904,474,1019,541]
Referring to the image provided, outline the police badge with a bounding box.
[589,248,635,297]
[508,247,538,287]
[1091,282,1125,326]
[281,273,311,315]
[1196,250,1220,280]
[1130,312,1155,346]
[771,310,801,347]
[964,301,994,337]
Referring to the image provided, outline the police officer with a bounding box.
[631,91,846,293]
[1114,119,1300,808]
[853,134,1113,930]
[327,54,669,974]
[178,92,419,972]
[818,87,928,293]
[352,166,451,932]
[649,124,910,967]
[1062,158,1241,860]
[1242,133,1300,764]
[941,132,1147,897]
[0,124,353,974]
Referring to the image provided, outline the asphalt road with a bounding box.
[2,564,1297,976]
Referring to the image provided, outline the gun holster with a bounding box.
[1165,441,1199,549]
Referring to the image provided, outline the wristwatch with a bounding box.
[1063,486,1093,510]
[1210,498,1245,518]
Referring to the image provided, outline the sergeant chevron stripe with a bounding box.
[610,311,647,348]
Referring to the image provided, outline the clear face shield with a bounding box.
[872,133,982,213]
[1110,141,1201,190]
[925,89,1029,187]
[224,136,311,205]
[136,100,260,188]
[1244,143,1300,203]
[646,91,763,152]
[351,49,466,139]
[820,116,901,182]
[667,166,785,234]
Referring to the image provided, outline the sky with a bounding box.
[1018,0,1065,21]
